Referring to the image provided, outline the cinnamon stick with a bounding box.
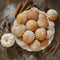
[19,0,29,12]
[14,2,22,18]
[41,42,57,59]
[52,41,60,55]
[25,5,32,10]
[41,46,55,59]
[42,41,60,59]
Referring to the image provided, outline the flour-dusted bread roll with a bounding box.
[27,9,38,20]
[1,33,16,47]
[41,39,48,47]
[23,30,35,44]
[26,20,38,31]
[11,24,26,37]
[30,40,41,51]
[30,7,39,13]
[47,9,58,21]
[39,11,47,18]
[47,30,54,39]
[35,28,47,41]
[37,18,48,28]
[16,11,28,24]
[48,20,55,30]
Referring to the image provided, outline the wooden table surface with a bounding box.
[0,0,60,60]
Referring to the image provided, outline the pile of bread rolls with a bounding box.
[1,7,58,51]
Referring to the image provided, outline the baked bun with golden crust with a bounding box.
[39,11,47,18]
[30,40,41,51]
[16,11,28,24]
[41,39,48,47]
[35,28,47,41]
[37,18,48,28]
[23,30,35,44]
[26,20,38,31]
[30,7,39,13]
[27,9,38,20]
[11,24,26,37]
[47,9,58,21]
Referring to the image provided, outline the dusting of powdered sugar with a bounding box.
[48,20,55,29]
[15,25,26,37]
[47,30,54,39]
[24,30,35,41]
[30,7,39,13]
[37,19,45,27]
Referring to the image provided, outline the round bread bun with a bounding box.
[41,39,48,47]
[11,24,26,37]
[30,7,39,13]
[47,30,54,39]
[47,9,58,21]
[26,20,38,31]
[1,33,16,47]
[35,28,47,41]
[30,39,41,51]
[23,30,35,44]
[16,11,28,24]
[48,20,55,30]
[39,11,47,18]
[27,10,38,20]
[37,18,48,28]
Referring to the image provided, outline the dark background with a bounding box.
[0,0,60,60]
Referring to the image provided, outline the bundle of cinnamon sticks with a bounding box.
[41,41,60,59]
[14,0,32,18]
